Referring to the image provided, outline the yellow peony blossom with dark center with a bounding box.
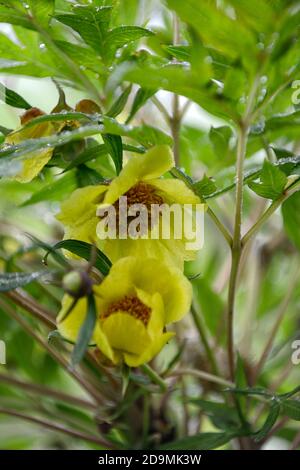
[103,295,151,326]
[57,146,205,269]
[112,181,164,230]
[57,257,192,366]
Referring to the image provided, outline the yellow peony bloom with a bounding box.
[5,108,64,183]
[57,145,203,269]
[57,257,192,367]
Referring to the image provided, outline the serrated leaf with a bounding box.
[71,294,97,367]
[0,84,31,109]
[102,134,123,174]
[46,240,112,276]
[159,431,236,450]
[0,271,51,292]
[55,6,112,56]
[104,26,153,59]
[248,159,287,200]
[254,400,280,442]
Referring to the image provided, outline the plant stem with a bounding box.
[0,407,112,447]
[227,124,248,382]
[170,13,181,167]
[191,304,220,376]
[252,265,300,383]
[207,206,233,246]
[0,298,103,404]
[0,372,97,410]
[169,368,234,388]
[141,364,167,392]
[3,289,56,329]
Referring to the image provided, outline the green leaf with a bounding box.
[21,171,77,207]
[188,399,240,431]
[107,85,132,118]
[46,240,112,276]
[0,84,31,109]
[104,26,153,58]
[71,294,97,367]
[0,121,171,177]
[121,364,131,397]
[282,400,300,421]
[255,400,281,442]
[159,431,236,450]
[0,5,34,30]
[166,0,256,61]
[0,271,51,292]
[279,385,300,401]
[27,0,55,27]
[27,234,70,268]
[100,116,172,147]
[248,160,287,200]
[53,40,104,75]
[55,6,112,56]
[193,175,217,198]
[63,142,144,173]
[163,45,191,61]
[102,134,123,175]
[23,111,93,129]
[209,126,232,160]
[282,192,300,252]
[223,67,246,101]
[225,387,271,397]
[76,165,104,187]
[126,87,155,123]
[62,143,108,172]
[124,63,238,121]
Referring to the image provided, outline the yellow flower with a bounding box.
[57,257,192,367]
[57,145,203,268]
[5,108,64,183]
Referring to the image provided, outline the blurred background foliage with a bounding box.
[0,0,300,450]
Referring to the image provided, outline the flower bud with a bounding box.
[62,270,93,298]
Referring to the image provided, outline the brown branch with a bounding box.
[0,372,97,411]
[0,407,112,448]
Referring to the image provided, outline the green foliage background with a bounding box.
[0,0,300,450]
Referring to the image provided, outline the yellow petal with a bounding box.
[103,145,174,204]
[149,178,201,204]
[101,312,151,356]
[124,332,174,367]
[96,257,192,325]
[5,121,60,183]
[58,295,116,363]
[57,295,88,342]
[57,185,107,244]
[101,237,184,269]
[135,288,164,338]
